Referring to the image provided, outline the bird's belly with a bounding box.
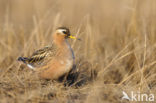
[39,58,73,79]
[62,59,73,71]
[39,46,74,79]
[58,48,74,70]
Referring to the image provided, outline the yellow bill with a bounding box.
[68,35,76,39]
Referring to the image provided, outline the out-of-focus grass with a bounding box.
[0,0,156,103]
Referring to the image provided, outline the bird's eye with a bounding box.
[63,31,67,34]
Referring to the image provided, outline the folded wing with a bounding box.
[18,43,58,68]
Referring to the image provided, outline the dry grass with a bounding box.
[0,0,156,103]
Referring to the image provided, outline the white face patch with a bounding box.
[57,29,66,34]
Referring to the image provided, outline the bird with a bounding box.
[18,27,78,80]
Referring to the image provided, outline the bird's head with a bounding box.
[55,27,76,39]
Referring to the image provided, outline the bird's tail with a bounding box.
[17,57,28,63]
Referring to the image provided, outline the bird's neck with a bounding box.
[53,36,75,60]
[53,36,66,47]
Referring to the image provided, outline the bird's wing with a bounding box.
[27,44,58,66]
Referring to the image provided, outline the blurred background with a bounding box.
[0,0,155,29]
[0,0,156,103]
